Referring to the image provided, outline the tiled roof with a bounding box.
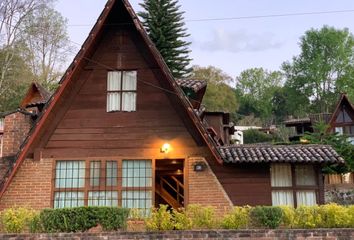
[219,144,344,164]
[284,117,311,125]
[176,79,207,93]
[33,82,51,103]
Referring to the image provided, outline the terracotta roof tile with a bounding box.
[219,144,344,164]
[176,79,207,93]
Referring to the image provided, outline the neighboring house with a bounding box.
[284,93,354,144]
[232,126,262,145]
[0,0,344,214]
[0,83,50,182]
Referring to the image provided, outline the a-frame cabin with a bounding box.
[0,0,231,214]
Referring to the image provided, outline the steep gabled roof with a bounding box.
[0,0,222,198]
[20,82,51,108]
[327,93,354,131]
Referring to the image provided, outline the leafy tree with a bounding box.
[303,122,354,173]
[283,26,354,114]
[139,0,192,78]
[0,0,52,103]
[191,65,238,116]
[243,129,275,144]
[20,4,72,89]
[0,49,33,112]
[236,68,283,124]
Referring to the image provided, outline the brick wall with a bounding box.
[188,157,233,216]
[0,158,52,210]
[0,112,32,181]
[0,229,352,239]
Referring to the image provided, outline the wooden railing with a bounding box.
[156,176,184,209]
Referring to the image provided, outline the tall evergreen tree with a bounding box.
[139,0,192,78]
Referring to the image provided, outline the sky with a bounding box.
[55,0,354,81]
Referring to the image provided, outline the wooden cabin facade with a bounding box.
[0,0,344,214]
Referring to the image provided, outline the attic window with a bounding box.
[107,71,137,112]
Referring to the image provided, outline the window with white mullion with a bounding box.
[107,71,137,112]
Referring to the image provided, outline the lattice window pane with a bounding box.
[272,191,294,206]
[107,72,121,91]
[107,92,121,112]
[106,161,118,186]
[88,191,118,207]
[271,164,292,187]
[295,165,316,186]
[296,191,317,206]
[90,161,101,187]
[54,191,84,208]
[122,71,137,90]
[122,190,152,216]
[55,161,85,188]
[122,92,136,112]
[122,160,152,187]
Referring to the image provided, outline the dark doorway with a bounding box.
[155,159,184,209]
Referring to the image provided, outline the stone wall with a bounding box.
[0,229,353,240]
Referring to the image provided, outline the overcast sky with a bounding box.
[55,0,354,80]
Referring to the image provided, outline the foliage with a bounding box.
[221,206,251,229]
[145,205,174,231]
[191,65,238,118]
[39,207,129,232]
[243,129,280,144]
[236,68,283,124]
[279,206,296,228]
[139,0,192,78]
[172,208,192,230]
[0,207,38,233]
[318,203,350,228]
[20,3,72,88]
[186,204,218,229]
[303,122,354,173]
[249,206,283,229]
[293,205,322,229]
[0,48,34,112]
[282,25,354,114]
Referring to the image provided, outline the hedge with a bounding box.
[1,206,129,233]
[2,203,354,233]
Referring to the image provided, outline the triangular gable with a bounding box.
[327,93,354,131]
[0,0,221,198]
[20,82,50,109]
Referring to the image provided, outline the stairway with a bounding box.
[155,176,184,209]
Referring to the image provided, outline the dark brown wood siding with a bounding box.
[40,26,205,159]
[209,161,272,206]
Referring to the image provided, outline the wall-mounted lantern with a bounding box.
[193,161,207,172]
[160,143,171,153]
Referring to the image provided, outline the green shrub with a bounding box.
[145,205,174,231]
[318,203,350,228]
[250,206,283,229]
[172,208,192,230]
[279,205,296,228]
[293,205,321,228]
[0,207,38,233]
[347,205,354,227]
[186,204,218,229]
[39,207,129,232]
[222,206,251,229]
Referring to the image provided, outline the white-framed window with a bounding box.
[271,164,317,207]
[53,159,152,214]
[107,71,137,112]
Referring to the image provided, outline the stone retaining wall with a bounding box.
[0,229,353,240]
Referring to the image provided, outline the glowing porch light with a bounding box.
[160,143,171,153]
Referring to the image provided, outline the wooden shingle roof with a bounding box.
[219,144,344,164]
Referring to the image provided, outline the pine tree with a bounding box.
[139,0,192,78]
